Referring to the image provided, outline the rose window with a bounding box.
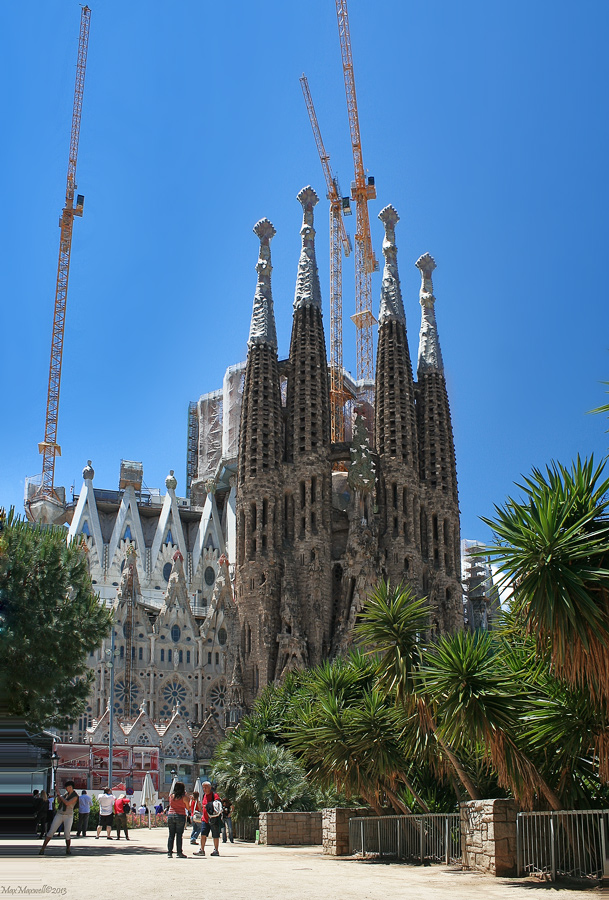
[160,680,189,719]
[114,680,140,713]
[209,680,227,713]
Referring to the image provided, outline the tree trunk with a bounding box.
[389,779,430,814]
[433,731,482,801]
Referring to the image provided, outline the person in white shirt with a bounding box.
[96,788,115,840]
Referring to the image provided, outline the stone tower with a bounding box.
[415,253,462,631]
[233,194,463,709]
[235,218,284,697]
[280,186,333,676]
[374,205,421,590]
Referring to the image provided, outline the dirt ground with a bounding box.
[1,827,603,900]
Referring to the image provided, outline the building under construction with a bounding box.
[23,4,465,759]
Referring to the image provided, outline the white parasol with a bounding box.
[141,772,156,830]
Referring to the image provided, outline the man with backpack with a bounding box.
[114,793,131,840]
[193,781,222,857]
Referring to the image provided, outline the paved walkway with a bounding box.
[1,828,600,899]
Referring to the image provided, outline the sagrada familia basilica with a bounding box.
[29,186,462,782]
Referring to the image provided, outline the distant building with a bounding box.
[461,540,501,630]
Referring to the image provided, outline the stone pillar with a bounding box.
[460,799,517,876]
[322,807,376,856]
[258,811,322,845]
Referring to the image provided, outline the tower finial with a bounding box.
[248,218,278,349]
[294,186,322,310]
[377,205,405,326]
[416,253,444,374]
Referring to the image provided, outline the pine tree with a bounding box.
[0,508,112,729]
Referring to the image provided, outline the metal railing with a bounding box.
[517,809,609,881]
[349,814,461,864]
[234,816,259,842]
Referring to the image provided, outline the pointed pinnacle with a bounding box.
[294,186,322,310]
[377,204,405,327]
[248,218,278,349]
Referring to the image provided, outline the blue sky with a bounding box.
[2,0,609,541]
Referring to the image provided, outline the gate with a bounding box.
[517,809,609,881]
[349,814,461,864]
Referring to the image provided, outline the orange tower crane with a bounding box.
[335,0,378,386]
[300,73,352,443]
[36,6,91,503]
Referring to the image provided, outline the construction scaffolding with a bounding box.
[186,401,199,498]
[461,540,501,631]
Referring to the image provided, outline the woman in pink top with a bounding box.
[166,782,190,858]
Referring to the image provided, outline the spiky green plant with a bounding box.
[482,456,609,704]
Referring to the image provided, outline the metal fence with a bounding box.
[349,814,461,864]
[234,816,259,842]
[517,810,609,881]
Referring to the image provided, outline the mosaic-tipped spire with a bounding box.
[248,218,277,349]
[294,186,322,311]
[378,205,406,326]
[416,253,444,375]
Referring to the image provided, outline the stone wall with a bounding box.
[322,807,376,856]
[460,799,517,876]
[258,811,322,846]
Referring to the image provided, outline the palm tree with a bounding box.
[212,735,314,816]
[418,629,562,810]
[482,456,609,705]
[353,580,482,801]
[287,655,430,812]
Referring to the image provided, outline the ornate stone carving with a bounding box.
[377,205,406,326]
[416,252,444,374]
[294,186,322,310]
[248,218,278,349]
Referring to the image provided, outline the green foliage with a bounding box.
[353,580,428,704]
[211,735,314,818]
[482,456,609,700]
[0,508,112,729]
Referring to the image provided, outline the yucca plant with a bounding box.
[419,630,561,809]
[353,580,482,801]
[482,456,609,705]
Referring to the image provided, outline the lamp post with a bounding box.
[104,625,119,789]
[50,751,59,794]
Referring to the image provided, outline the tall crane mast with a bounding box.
[335,0,378,387]
[300,74,351,443]
[36,6,91,504]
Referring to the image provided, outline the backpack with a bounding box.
[206,797,222,817]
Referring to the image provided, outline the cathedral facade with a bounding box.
[232,187,462,708]
[45,182,462,758]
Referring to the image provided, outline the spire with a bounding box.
[416,253,444,375]
[294,186,322,311]
[248,218,277,349]
[378,205,406,326]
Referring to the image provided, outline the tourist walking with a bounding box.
[221,798,233,843]
[114,793,130,840]
[166,781,189,858]
[194,781,222,857]
[39,780,79,855]
[96,787,115,840]
[76,790,92,836]
[189,790,202,844]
